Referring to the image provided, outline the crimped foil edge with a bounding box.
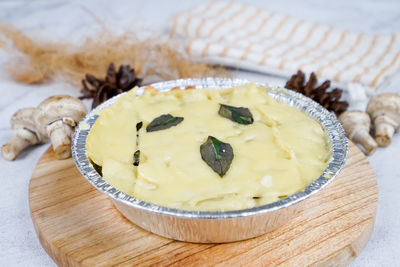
[71,78,348,219]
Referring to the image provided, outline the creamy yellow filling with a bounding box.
[86,83,331,211]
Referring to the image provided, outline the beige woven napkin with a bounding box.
[171,0,400,93]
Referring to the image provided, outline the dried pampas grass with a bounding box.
[0,25,229,86]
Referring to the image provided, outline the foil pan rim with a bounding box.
[71,78,348,219]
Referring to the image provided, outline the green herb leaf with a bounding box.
[133,150,140,166]
[146,114,184,132]
[200,136,234,177]
[218,104,254,125]
[136,121,143,131]
[89,158,102,176]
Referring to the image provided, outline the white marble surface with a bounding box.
[0,0,399,266]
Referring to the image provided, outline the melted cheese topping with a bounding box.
[86,83,331,211]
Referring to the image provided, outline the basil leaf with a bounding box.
[89,158,102,176]
[218,104,254,125]
[146,114,184,132]
[200,136,234,177]
[136,121,143,131]
[133,150,140,166]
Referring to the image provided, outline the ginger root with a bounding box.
[367,93,400,147]
[1,108,48,160]
[1,95,86,161]
[34,95,87,159]
[339,110,377,155]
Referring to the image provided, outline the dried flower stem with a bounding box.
[0,25,229,86]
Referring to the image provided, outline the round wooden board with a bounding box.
[29,142,377,267]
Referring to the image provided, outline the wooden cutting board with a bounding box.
[29,141,377,266]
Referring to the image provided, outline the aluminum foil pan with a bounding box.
[72,78,348,243]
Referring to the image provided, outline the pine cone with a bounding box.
[80,63,142,108]
[285,70,348,116]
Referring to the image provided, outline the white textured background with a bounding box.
[0,0,399,266]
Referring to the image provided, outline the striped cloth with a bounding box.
[171,0,400,92]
